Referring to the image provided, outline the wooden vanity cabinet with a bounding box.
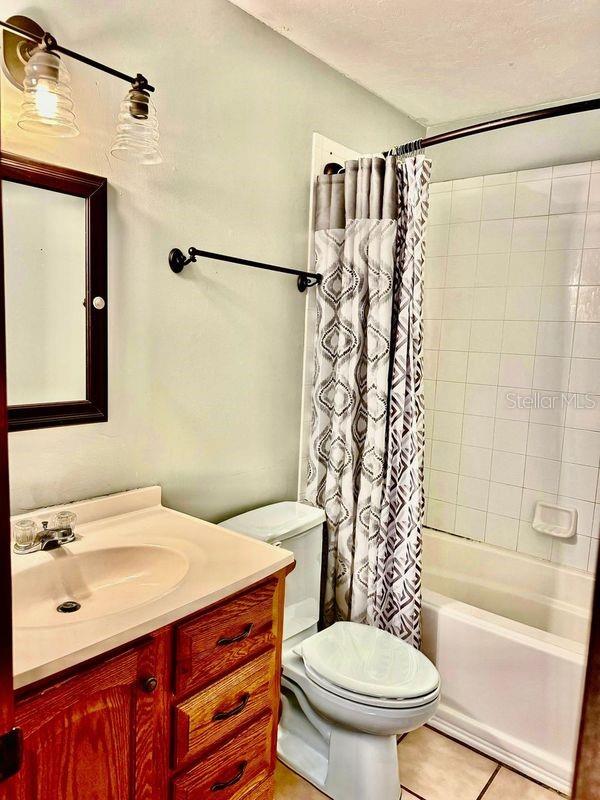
[12,571,287,800]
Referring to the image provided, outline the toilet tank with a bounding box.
[220,502,325,642]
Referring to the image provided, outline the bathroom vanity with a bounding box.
[10,487,294,800]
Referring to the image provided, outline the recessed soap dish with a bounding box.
[532,502,577,539]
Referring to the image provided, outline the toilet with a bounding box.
[221,501,440,800]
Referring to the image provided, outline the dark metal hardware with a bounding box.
[210,761,248,792]
[212,693,251,721]
[169,247,322,293]
[217,623,253,647]
[385,98,600,156]
[0,727,22,781]
[141,676,158,693]
[0,17,155,92]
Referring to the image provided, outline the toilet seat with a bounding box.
[303,661,440,710]
[296,621,440,701]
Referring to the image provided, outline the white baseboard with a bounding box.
[429,704,573,795]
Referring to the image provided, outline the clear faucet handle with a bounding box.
[53,510,77,530]
[13,519,37,551]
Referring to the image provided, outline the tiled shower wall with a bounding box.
[424,160,600,573]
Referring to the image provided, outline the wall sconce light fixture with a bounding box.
[1,15,161,163]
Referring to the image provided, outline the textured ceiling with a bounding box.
[229,0,600,125]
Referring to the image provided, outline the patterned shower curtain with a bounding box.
[304,154,431,648]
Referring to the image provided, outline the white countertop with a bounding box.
[11,487,294,690]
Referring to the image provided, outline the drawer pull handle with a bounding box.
[210,760,248,792]
[212,692,251,721]
[217,623,253,647]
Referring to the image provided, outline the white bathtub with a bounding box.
[421,528,594,794]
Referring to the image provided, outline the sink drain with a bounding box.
[57,600,81,614]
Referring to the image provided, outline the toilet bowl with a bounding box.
[220,502,440,800]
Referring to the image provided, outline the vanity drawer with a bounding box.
[173,648,277,768]
[175,579,278,695]
[171,712,275,800]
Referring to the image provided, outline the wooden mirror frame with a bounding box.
[1,153,107,431]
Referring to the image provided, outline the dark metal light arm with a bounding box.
[0,18,155,91]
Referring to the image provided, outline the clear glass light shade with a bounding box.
[110,88,162,165]
[18,48,79,137]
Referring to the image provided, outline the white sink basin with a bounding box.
[13,544,189,628]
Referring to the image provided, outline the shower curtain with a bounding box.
[305,154,431,648]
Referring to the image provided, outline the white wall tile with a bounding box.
[457,475,489,510]
[505,287,541,320]
[551,535,591,570]
[562,427,600,467]
[526,423,563,460]
[433,411,463,443]
[459,444,492,480]
[520,488,558,522]
[424,318,441,349]
[434,381,465,413]
[517,167,553,182]
[472,288,507,320]
[539,285,577,321]
[558,462,598,501]
[569,358,600,394]
[424,256,447,288]
[476,253,510,286]
[440,319,471,350]
[543,251,582,285]
[427,224,450,257]
[512,217,548,251]
[454,506,486,540]
[478,219,513,253]
[508,251,545,286]
[462,414,494,448]
[432,440,461,473]
[470,321,503,352]
[430,180,453,194]
[429,469,459,503]
[467,352,500,384]
[493,419,528,454]
[528,390,567,426]
[481,184,516,220]
[484,172,517,185]
[514,180,551,217]
[445,255,477,287]
[464,383,497,416]
[453,176,484,190]
[448,222,480,255]
[428,193,452,225]
[451,188,483,223]
[499,354,534,388]
[423,287,443,319]
[581,250,600,285]
[547,213,586,250]
[584,213,600,248]
[443,287,474,319]
[437,350,468,382]
[496,386,531,422]
[577,286,600,322]
[589,175,600,213]
[491,450,525,486]
[589,539,599,571]
[532,356,571,391]
[427,499,456,532]
[557,495,595,536]
[550,175,590,214]
[565,395,600,431]
[524,456,560,492]
[488,482,523,518]
[485,514,519,549]
[536,321,573,356]
[517,520,552,559]
[424,349,438,380]
[502,321,538,354]
[553,162,591,177]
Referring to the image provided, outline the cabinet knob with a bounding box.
[141,676,158,693]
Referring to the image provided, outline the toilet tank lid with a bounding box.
[220,501,325,543]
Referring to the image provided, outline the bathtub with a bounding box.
[421,527,593,794]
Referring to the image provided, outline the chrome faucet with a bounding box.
[13,512,77,554]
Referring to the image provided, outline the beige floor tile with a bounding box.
[484,767,563,799]
[274,761,329,799]
[397,727,497,800]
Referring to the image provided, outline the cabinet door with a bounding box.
[13,632,168,800]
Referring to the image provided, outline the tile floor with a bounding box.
[274,726,567,800]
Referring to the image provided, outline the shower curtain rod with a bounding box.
[384,97,600,157]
